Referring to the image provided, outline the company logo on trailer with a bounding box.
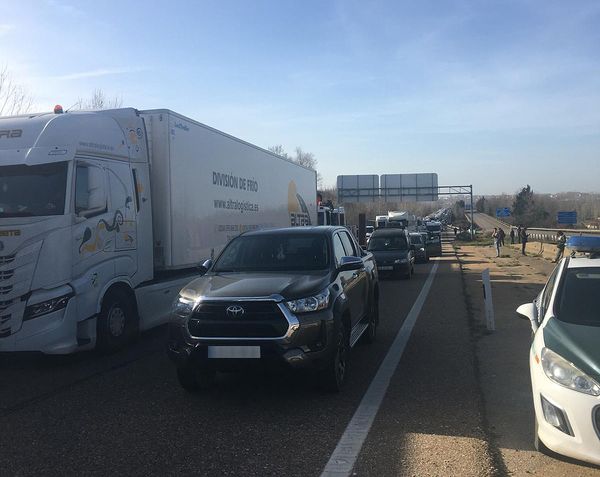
[288,181,311,226]
[0,129,22,139]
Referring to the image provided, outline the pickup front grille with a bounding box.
[0,270,14,280]
[188,301,289,338]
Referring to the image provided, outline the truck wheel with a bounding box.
[319,326,349,392]
[362,298,378,344]
[96,289,137,352]
[177,365,216,392]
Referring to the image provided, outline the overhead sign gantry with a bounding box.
[336,174,475,238]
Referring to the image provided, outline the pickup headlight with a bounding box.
[172,295,197,319]
[394,258,408,264]
[286,289,330,314]
[541,347,600,396]
[24,292,74,321]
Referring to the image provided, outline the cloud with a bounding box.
[50,67,147,81]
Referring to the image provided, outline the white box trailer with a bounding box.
[0,107,316,353]
[143,110,316,269]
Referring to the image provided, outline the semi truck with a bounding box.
[0,108,317,353]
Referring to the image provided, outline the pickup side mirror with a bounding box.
[198,259,213,275]
[339,256,363,271]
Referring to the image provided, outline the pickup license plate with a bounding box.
[378,265,393,271]
[207,346,261,359]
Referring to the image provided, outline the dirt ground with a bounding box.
[455,240,600,477]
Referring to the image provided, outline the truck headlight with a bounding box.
[24,292,74,321]
[172,295,197,319]
[286,289,330,314]
[541,347,600,396]
[394,258,408,264]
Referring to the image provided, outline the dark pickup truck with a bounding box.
[168,226,379,392]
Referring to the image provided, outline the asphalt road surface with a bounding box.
[2,236,599,476]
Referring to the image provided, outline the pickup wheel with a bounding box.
[319,326,349,392]
[177,365,216,392]
[96,289,137,352]
[362,297,378,344]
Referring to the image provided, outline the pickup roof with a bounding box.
[168,226,379,392]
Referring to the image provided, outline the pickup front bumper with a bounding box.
[167,307,337,371]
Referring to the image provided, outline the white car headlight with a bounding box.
[286,289,330,314]
[172,295,197,319]
[541,347,600,396]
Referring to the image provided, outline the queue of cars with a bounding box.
[517,236,600,466]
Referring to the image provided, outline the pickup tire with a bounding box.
[362,297,378,344]
[319,325,349,392]
[96,288,136,352]
[177,365,216,392]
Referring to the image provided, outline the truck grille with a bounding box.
[0,254,15,266]
[188,301,289,338]
[0,313,11,337]
[0,270,14,280]
[0,285,13,295]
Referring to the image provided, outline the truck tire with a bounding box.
[319,326,349,392]
[177,365,216,392]
[96,288,137,352]
[362,297,378,344]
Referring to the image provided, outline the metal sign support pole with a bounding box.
[470,185,474,239]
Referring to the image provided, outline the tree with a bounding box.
[475,196,486,213]
[0,66,33,116]
[269,144,322,187]
[74,88,123,110]
[512,184,549,227]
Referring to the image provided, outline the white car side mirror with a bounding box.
[516,303,536,321]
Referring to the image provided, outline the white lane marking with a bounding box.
[321,261,440,477]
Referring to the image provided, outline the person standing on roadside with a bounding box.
[553,231,567,263]
[521,227,529,256]
[517,226,522,244]
[492,227,501,257]
[498,227,506,247]
[510,228,515,244]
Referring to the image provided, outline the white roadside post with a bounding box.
[482,268,495,332]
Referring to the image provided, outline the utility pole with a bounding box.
[470,186,475,239]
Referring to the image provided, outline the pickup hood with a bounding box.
[543,317,600,383]
[369,250,410,265]
[182,271,332,301]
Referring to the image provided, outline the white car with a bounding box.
[517,236,600,465]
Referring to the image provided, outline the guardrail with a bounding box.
[473,213,600,244]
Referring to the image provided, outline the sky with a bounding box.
[1,0,599,195]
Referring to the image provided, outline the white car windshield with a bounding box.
[556,267,600,326]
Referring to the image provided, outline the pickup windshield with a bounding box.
[0,162,68,217]
[410,235,423,245]
[213,234,330,272]
[556,267,600,326]
[367,235,408,251]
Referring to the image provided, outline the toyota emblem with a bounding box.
[226,305,245,318]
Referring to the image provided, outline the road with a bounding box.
[1,236,599,476]
[471,212,509,232]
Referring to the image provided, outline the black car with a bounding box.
[367,228,415,279]
[168,227,379,392]
[409,233,428,263]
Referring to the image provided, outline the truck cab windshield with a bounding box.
[0,162,68,217]
[367,235,408,251]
